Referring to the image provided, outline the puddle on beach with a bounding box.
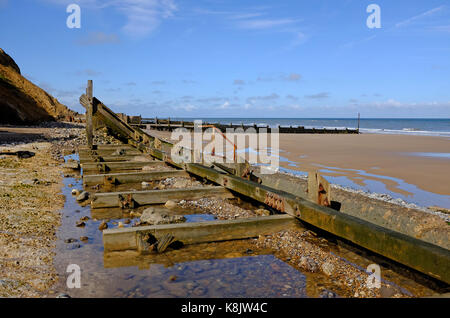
[406,152,450,159]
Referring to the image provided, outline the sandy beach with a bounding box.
[150,130,450,209]
[277,134,450,195]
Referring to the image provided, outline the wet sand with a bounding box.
[149,130,450,207]
[276,134,450,197]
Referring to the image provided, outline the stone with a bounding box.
[156,183,166,190]
[118,222,124,228]
[164,200,177,209]
[76,221,85,227]
[64,238,77,243]
[255,208,271,216]
[76,191,89,202]
[321,262,334,276]
[80,236,89,242]
[80,216,89,221]
[299,256,319,272]
[140,207,186,225]
[172,178,189,188]
[124,219,131,224]
[141,181,151,189]
[169,275,177,281]
[98,221,108,231]
[56,293,71,298]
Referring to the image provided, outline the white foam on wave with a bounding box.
[359,128,450,137]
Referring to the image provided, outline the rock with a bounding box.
[172,178,189,188]
[299,256,319,272]
[124,219,131,224]
[98,221,108,230]
[63,161,79,170]
[141,181,151,189]
[169,275,177,282]
[80,236,89,242]
[140,207,186,225]
[255,208,271,216]
[76,191,89,202]
[56,293,71,298]
[80,216,89,221]
[321,262,334,276]
[164,200,177,209]
[156,183,166,190]
[76,221,85,227]
[71,189,79,196]
[118,222,124,228]
[130,211,142,218]
[64,238,77,243]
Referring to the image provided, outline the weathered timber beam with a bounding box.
[183,162,450,284]
[103,214,295,252]
[81,161,165,174]
[78,144,134,151]
[78,149,141,156]
[83,170,189,186]
[91,186,233,209]
[79,154,150,163]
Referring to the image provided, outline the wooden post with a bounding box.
[86,80,93,149]
[357,112,360,133]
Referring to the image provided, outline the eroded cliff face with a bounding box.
[0,48,77,124]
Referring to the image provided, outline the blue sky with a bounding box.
[1,0,449,118]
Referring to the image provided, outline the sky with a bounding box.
[1,0,450,118]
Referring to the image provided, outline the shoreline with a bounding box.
[148,130,450,210]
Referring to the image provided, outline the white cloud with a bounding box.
[236,18,297,30]
[395,6,445,28]
[46,0,177,37]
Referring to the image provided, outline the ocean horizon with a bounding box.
[166,118,450,137]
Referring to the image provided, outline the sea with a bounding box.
[172,118,450,137]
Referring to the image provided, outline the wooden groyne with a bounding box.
[77,81,449,285]
[122,117,359,134]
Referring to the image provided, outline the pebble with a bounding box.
[164,200,177,209]
[71,189,80,196]
[98,221,108,231]
[80,236,89,242]
[76,191,89,202]
[75,221,85,227]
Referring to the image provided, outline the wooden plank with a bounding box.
[78,144,134,151]
[81,161,166,174]
[91,186,233,209]
[78,149,141,156]
[103,214,296,252]
[86,80,93,148]
[79,154,150,163]
[83,170,189,186]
